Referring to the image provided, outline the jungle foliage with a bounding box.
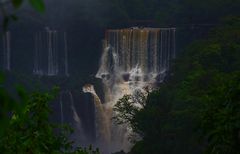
[0,77,99,154]
[114,17,240,154]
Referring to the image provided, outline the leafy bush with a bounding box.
[0,75,99,154]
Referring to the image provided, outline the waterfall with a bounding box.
[47,29,59,76]
[2,31,11,71]
[83,84,111,154]
[68,90,88,145]
[94,27,176,153]
[34,32,44,75]
[33,28,69,76]
[68,91,81,128]
[64,32,69,76]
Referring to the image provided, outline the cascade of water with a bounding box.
[68,91,81,127]
[33,28,69,76]
[68,90,88,146]
[53,31,59,75]
[94,27,176,153]
[173,28,176,59]
[95,45,111,79]
[47,29,53,75]
[47,29,59,76]
[64,32,69,76]
[168,29,171,69]
[83,84,111,153]
[2,31,11,71]
[34,32,43,75]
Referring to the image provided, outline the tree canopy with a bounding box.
[114,17,240,154]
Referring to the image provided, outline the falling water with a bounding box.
[83,84,111,154]
[33,32,44,75]
[64,32,69,76]
[47,30,59,76]
[67,90,89,146]
[94,27,176,153]
[2,31,11,71]
[68,91,82,129]
[33,28,69,76]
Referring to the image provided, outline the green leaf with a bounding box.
[11,0,23,9]
[28,0,45,13]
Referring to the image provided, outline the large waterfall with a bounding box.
[1,31,11,71]
[33,28,69,76]
[0,27,176,153]
[83,27,176,153]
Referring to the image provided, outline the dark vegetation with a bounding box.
[114,16,240,154]
[112,1,240,154]
[114,0,240,154]
[0,75,100,154]
[0,1,98,153]
[1,0,240,154]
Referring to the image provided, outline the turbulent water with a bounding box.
[83,27,176,153]
[33,28,69,76]
[1,31,11,71]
